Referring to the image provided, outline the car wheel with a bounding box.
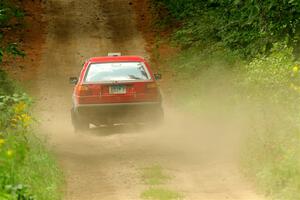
[71,109,89,132]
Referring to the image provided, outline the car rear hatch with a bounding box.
[76,81,160,104]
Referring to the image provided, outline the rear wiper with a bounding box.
[128,75,142,80]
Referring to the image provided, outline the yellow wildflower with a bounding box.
[6,150,13,157]
[22,114,31,123]
[293,66,299,73]
[14,102,27,113]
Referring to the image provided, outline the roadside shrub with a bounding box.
[242,43,299,103]
[166,40,300,199]
[0,1,62,199]
[238,44,300,200]
[151,0,300,198]
[152,0,300,58]
[165,44,242,116]
[0,94,34,199]
[0,93,63,200]
[0,69,16,96]
[0,0,25,62]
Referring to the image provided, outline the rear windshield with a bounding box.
[84,62,151,82]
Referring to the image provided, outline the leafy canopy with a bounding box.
[153,0,300,57]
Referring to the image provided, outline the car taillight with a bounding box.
[76,85,92,96]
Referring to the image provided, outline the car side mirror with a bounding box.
[69,77,78,85]
[154,73,162,80]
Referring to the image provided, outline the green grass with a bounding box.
[0,73,64,199]
[241,125,300,200]
[140,165,182,200]
[141,188,182,200]
[141,165,170,185]
[15,134,64,200]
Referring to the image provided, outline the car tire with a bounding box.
[71,109,89,132]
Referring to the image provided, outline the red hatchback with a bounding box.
[70,54,163,131]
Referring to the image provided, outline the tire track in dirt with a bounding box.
[32,0,265,199]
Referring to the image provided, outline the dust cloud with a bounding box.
[31,0,264,199]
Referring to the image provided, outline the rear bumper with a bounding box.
[75,102,162,112]
[73,102,163,123]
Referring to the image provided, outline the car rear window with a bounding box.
[84,62,151,82]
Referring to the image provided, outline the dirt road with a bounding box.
[33,0,265,199]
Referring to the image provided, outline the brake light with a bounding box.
[76,85,91,96]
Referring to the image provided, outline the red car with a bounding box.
[69,54,163,131]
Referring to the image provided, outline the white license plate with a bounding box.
[109,85,126,94]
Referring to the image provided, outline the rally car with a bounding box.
[69,53,163,131]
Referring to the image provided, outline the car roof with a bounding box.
[88,56,146,63]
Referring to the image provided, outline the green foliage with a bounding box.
[140,165,182,200]
[242,43,298,101]
[0,69,16,96]
[153,0,300,199]
[0,79,63,200]
[15,135,64,200]
[141,188,182,200]
[0,93,34,199]
[0,0,25,62]
[163,44,243,115]
[0,93,32,130]
[6,43,25,58]
[242,118,300,200]
[0,1,62,199]
[238,44,300,200]
[170,44,241,77]
[141,165,170,185]
[0,93,63,200]
[168,41,300,199]
[0,0,24,27]
[153,0,300,58]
